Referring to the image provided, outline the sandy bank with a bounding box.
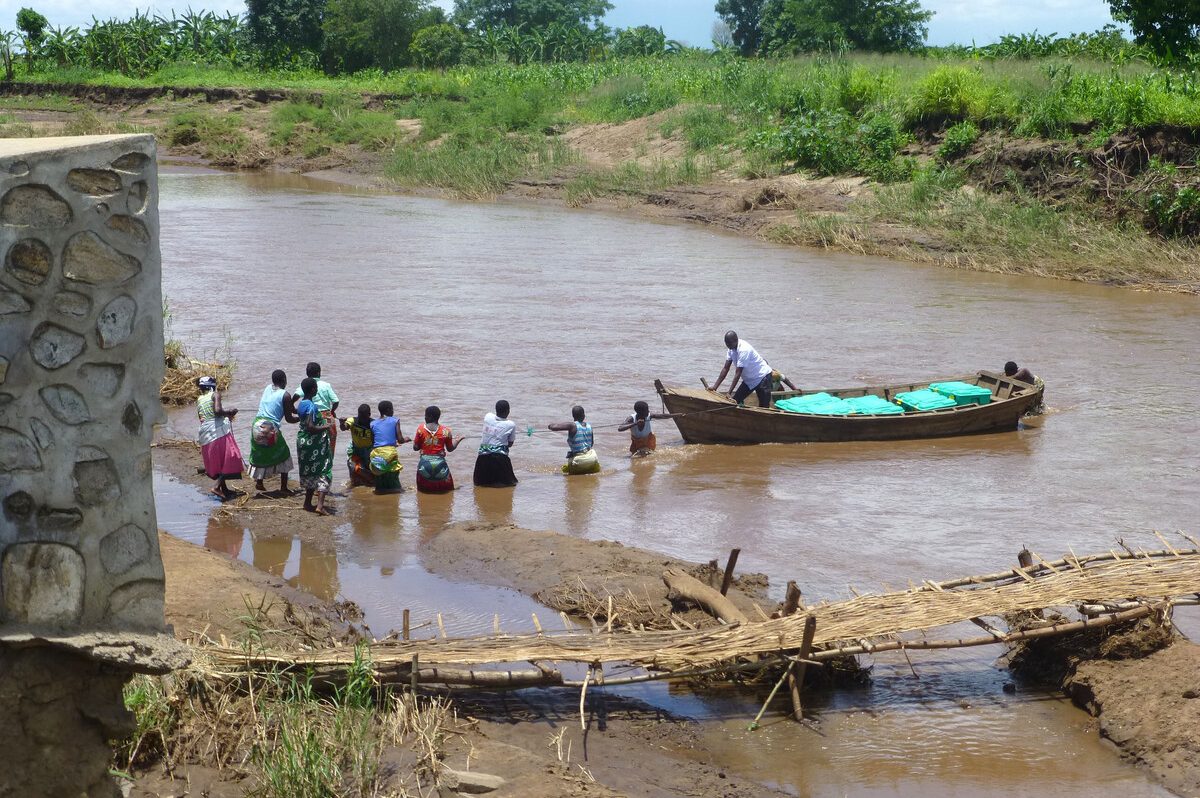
[1065,641,1200,796]
[420,520,772,628]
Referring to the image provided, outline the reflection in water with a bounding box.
[249,534,341,602]
[473,484,516,526]
[154,169,1194,798]
[415,490,454,540]
[203,518,245,557]
[562,474,600,535]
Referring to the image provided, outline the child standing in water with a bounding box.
[549,405,600,475]
[618,400,678,457]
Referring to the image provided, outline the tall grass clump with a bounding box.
[270,96,397,156]
[164,110,251,162]
[388,134,576,198]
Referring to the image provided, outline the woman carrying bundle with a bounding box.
[196,375,245,500]
[413,405,461,493]
[249,369,295,495]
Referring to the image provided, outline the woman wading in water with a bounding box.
[196,375,245,500]
[413,405,461,493]
[295,377,334,514]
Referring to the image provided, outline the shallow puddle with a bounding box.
[153,167,1196,795]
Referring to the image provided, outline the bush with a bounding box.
[411,24,466,70]
[1147,184,1200,238]
[938,120,979,160]
[907,65,980,125]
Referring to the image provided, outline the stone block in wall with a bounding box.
[0,135,170,643]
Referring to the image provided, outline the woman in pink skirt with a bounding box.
[196,375,245,500]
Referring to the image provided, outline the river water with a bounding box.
[152,167,1199,796]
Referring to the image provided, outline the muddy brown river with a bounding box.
[153,168,1199,796]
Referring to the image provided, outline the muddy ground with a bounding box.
[154,451,801,792]
[1066,642,1200,797]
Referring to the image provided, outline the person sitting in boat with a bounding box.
[618,400,678,456]
[549,405,600,475]
[1004,361,1045,413]
[712,330,777,408]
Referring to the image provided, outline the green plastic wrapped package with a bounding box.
[895,389,957,412]
[929,381,992,406]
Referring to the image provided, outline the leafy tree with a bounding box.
[613,25,667,56]
[714,0,763,55]
[323,0,444,72]
[411,22,467,68]
[760,0,931,54]
[453,0,612,31]
[245,0,325,65]
[16,7,48,65]
[1108,0,1200,58]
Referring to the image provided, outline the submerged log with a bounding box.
[663,567,749,624]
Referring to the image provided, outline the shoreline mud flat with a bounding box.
[151,436,1200,796]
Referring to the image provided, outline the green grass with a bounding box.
[270,96,398,156]
[164,110,251,163]
[387,134,577,198]
[770,166,1200,288]
[563,156,725,204]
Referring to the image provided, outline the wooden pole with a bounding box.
[720,548,741,596]
[410,653,418,693]
[788,616,817,721]
[781,581,803,616]
[402,609,410,641]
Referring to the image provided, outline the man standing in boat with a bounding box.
[712,330,777,408]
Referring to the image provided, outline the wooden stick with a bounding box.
[436,613,446,640]
[410,653,418,693]
[532,613,543,635]
[579,668,590,732]
[749,662,791,731]
[1155,531,1180,557]
[720,548,741,596]
[606,596,614,633]
[789,616,817,721]
[810,604,1158,660]
[493,614,500,636]
[402,609,410,641]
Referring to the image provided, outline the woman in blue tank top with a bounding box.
[549,405,600,475]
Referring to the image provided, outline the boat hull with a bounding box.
[656,372,1043,445]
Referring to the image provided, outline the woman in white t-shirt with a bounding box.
[473,399,518,487]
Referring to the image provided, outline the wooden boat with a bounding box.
[655,371,1044,445]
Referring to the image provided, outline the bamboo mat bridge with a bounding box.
[194,536,1200,693]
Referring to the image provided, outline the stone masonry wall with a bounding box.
[0,135,171,797]
[0,135,165,634]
